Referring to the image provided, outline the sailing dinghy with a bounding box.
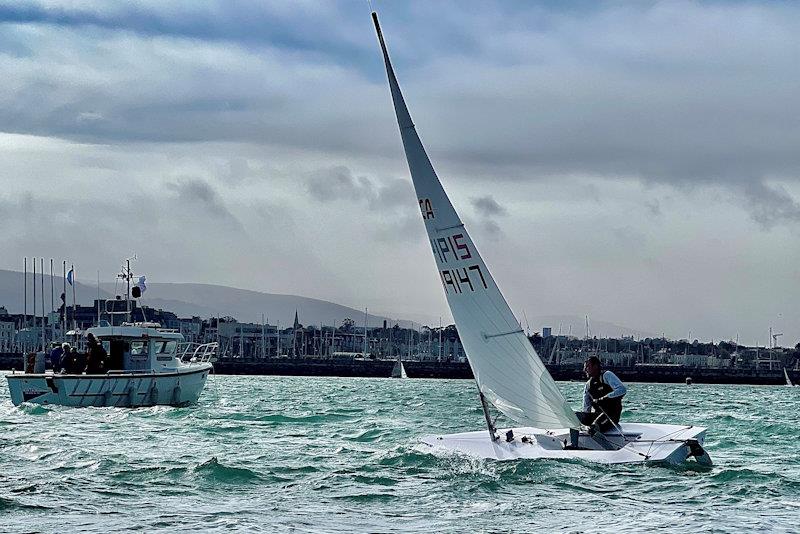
[391,358,407,379]
[785,368,796,387]
[371,12,711,465]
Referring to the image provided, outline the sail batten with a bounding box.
[373,12,579,430]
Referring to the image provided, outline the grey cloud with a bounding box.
[2,0,799,226]
[0,1,367,62]
[644,199,661,217]
[481,219,503,239]
[742,181,800,229]
[471,195,507,217]
[166,178,243,229]
[306,166,412,212]
[306,166,373,203]
[469,195,507,237]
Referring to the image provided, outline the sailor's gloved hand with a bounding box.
[591,396,605,408]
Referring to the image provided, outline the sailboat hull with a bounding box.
[421,423,709,465]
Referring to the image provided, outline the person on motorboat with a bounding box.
[577,356,627,432]
[61,346,84,374]
[49,342,67,371]
[84,333,108,374]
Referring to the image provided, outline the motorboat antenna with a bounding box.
[118,255,137,323]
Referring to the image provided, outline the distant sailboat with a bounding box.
[784,368,794,387]
[391,358,407,379]
[371,11,711,464]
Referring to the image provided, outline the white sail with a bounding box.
[391,359,407,379]
[785,368,793,387]
[372,13,579,429]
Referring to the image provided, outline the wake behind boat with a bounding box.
[371,12,711,465]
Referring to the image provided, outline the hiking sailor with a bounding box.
[577,356,627,432]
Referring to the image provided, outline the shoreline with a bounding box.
[2,353,794,385]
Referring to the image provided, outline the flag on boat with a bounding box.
[132,276,147,298]
[66,268,74,286]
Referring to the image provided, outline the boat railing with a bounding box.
[178,342,218,363]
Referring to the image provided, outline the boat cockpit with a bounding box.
[88,323,215,374]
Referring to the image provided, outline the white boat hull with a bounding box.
[421,422,710,465]
[6,363,212,407]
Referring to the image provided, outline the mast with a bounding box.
[62,261,66,338]
[479,391,498,441]
[438,317,442,360]
[71,264,76,330]
[126,259,131,323]
[330,319,335,355]
[40,258,45,349]
[96,270,100,326]
[363,307,368,357]
[50,258,54,340]
[33,258,37,350]
[23,257,27,353]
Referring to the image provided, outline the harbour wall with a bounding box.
[1,353,794,385]
[210,358,796,385]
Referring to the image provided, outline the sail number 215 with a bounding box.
[431,233,489,294]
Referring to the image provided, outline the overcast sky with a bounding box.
[1,1,798,345]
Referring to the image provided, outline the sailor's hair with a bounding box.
[61,342,71,350]
[585,355,601,367]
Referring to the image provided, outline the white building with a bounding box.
[0,320,14,352]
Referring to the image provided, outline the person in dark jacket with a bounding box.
[50,343,67,371]
[60,347,82,374]
[576,356,627,432]
[84,333,108,374]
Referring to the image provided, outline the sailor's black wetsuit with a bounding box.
[577,370,626,432]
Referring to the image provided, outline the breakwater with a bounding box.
[214,357,795,385]
[1,352,794,385]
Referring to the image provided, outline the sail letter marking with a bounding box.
[419,198,435,219]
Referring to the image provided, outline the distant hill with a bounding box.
[0,269,409,328]
[0,269,114,313]
[0,269,652,336]
[97,281,410,329]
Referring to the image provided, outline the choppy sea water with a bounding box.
[1,374,798,533]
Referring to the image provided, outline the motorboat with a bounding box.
[7,323,215,407]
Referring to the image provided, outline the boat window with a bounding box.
[156,341,177,354]
[130,341,148,356]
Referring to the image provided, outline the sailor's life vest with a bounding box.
[589,372,623,415]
